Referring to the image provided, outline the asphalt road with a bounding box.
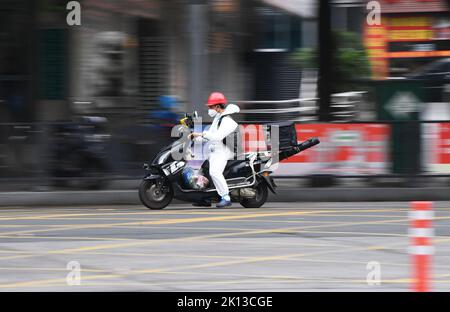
[0,202,450,291]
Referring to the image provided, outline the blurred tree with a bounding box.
[292,31,371,93]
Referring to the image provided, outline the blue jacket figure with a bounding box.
[150,96,180,129]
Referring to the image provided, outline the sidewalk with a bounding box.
[1,178,450,206]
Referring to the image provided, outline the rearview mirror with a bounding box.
[172,125,185,138]
[193,111,198,118]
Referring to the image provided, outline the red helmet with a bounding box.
[206,92,227,107]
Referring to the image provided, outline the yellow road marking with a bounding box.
[17,264,450,289]
[0,213,445,260]
[0,240,412,288]
[1,278,418,289]
[45,215,422,254]
[2,236,450,288]
[0,211,230,221]
[0,206,449,288]
[0,210,346,236]
[0,235,136,241]
[0,207,414,222]
[0,233,420,288]
[0,208,416,238]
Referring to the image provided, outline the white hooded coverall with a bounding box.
[202,104,240,197]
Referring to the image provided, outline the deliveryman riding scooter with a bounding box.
[189,92,240,207]
[138,95,320,210]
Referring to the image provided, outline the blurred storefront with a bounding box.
[0,0,36,123]
[69,0,261,120]
[69,0,163,122]
[364,0,450,79]
[1,0,324,123]
[2,0,164,122]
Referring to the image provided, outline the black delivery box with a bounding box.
[264,122,298,151]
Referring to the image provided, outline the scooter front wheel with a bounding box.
[139,179,173,210]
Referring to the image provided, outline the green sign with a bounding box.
[376,80,425,174]
[377,80,424,121]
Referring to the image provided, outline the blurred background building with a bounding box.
[0,0,322,123]
[364,0,449,79]
[0,0,449,186]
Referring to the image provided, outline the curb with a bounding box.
[1,187,450,206]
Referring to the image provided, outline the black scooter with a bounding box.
[138,112,319,209]
[49,116,110,189]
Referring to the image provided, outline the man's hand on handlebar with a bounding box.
[188,132,203,140]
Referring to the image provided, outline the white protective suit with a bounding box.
[202,104,240,197]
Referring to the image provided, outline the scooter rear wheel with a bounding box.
[239,182,268,208]
[139,179,173,210]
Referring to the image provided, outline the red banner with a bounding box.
[423,123,450,173]
[241,124,391,176]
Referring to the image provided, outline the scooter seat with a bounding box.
[201,159,247,179]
